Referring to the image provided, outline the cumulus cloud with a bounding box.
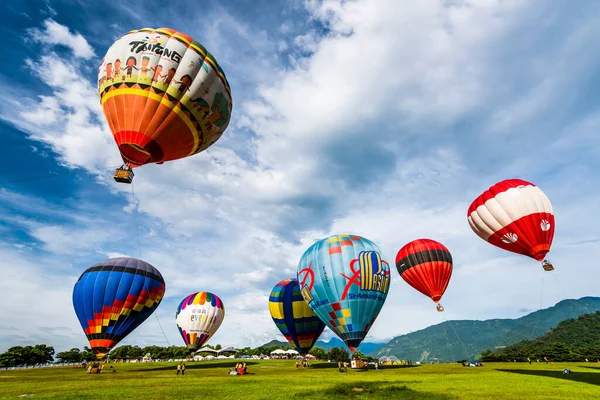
[27,19,95,59]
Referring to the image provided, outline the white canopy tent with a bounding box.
[285,349,299,355]
[217,346,237,354]
[270,349,287,355]
[195,347,218,354]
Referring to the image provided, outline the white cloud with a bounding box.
[27,19,95,59]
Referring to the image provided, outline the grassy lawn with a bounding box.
[0,360,598,399]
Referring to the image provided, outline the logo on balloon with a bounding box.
[128,40,182,63]
[501,232,518,244]
[340,251,390,300]
[540,220,551,232]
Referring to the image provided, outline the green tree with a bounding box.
[56,348,83,363]
[327,347,349,363]
[127,345,143,359]
[308,346,327,360]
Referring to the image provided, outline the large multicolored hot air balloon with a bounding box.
[297,234,391,351]
[268,278,326,355]
[97,27,232,183]
[72,257,166,359]
[175,292,225,352]
[468,179,555,271]
[396,239,453,312]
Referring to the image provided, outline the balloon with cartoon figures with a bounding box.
[98,27,233,184]
[467,179,556,272]
[297,234,391,352]
[175,292,225,353]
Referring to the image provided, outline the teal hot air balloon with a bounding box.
[297,234,391,351]
[268,278,326,355]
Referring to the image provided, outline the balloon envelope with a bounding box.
[297,234,391,350]
[396,239,453,304]
[468,179,555,262]
[268,278,326,355]
[175,292,225,352]
[98,27,232,168]
[72,257,165,359]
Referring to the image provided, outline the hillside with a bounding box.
[371,296,600,362]
[480,311,600,361]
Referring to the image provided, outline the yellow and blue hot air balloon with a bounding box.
[297,234,391,351]
[72,257,166,359]
[268,278,326,355]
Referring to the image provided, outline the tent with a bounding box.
[217,346,236,355]
[270,349,286,356]
[196,347,218,354]
[285,349,299,355]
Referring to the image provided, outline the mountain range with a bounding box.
[371,296,600,362]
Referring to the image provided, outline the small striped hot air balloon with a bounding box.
[467,179,555,271]
[268,278,325,355]
[72,257,166,359]
[175,292,225,352]
[98,27,232,183]
[395,239,453,312]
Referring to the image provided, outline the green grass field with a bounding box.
[1,360,598,399]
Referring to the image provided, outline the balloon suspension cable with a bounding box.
[440,319,455,363]
[448,320,474,362]
[130,182,171,347]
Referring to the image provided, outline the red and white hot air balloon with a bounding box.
[467,179,555,271]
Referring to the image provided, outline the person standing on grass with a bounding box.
[528,357,531,365]
[177,363,181,375]
[181,363,186,375]
[375,361,380,372]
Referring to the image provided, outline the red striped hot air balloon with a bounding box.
[395,239,453,312]
[467,179,555,271]
[97,27,232,183]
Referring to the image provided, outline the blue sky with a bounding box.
[1,0,600,354]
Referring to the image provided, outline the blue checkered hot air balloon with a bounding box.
[268,278,325,355]
[296,234,391,351]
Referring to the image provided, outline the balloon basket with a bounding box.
[114,166,134,184]
[436,304,445,312]
[542,260,554,272]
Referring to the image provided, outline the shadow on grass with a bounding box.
[497,369,600,386]
[581,366,600,371]
[292,381,455,399]
[130,361,260,372]
[307,363,421,370]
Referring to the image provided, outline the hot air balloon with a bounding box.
[467,179,555,271]
[175,292,225,353]
[268,278,326,355]
[97,27,233,183]
[297,234,391,351]
[396,239,453,312]
[72,257,166,359]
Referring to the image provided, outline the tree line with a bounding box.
[0,342,363,367]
